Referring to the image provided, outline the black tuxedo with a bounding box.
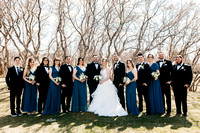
[156,59,172,114]
[113,61,125,109]
[85,62,101,103]
[59,64,74,112]
[136,63,151,114]
[6,66,24,114]
[35,65,50,113]
[172,63,193,114]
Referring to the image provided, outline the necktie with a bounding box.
[17,67,20,76]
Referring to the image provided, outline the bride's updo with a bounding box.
[102,57,108,68]
[102,57,108,62]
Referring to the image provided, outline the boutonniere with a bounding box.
[141,64,145,69]
[100,64,102,69]
[181,66,185,70]
[116,63,120,68]
[163,61,166,64]
[20,68,24,71]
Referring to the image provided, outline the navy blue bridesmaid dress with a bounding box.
[42,66,61,115]
[21,70,38,112]
[149,63,164,114]
[71,66,87,112]
[126,71,140,115]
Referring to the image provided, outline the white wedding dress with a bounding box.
[88,67,128,117]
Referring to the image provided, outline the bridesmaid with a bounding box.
[147,54,164,114]
[125,59,140,115]
[21,58,38,115]
[42,58,61,115]
[71,57,87,112]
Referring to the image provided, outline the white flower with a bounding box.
[79,73,86,80]
[151,72,160,78]
[20,68,24,71]
[54,77,62,83]
[123,77,131,84]
[26,74,35,81]
[93,75,103,81]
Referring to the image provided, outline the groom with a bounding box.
[171,55,193,116]
[113,53,125,109]
[6,57,24,117]
[85,54,101,103]
[136,53,151,115]
[59,56,74,112]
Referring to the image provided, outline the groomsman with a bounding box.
[85,54,101,103]
[172,55,193,116]
[113,53,125,109]
[136,53,151,115]
[59,56,74,112]
[156,52,172,115]
[35,57,50,114]
[6,57,24,117]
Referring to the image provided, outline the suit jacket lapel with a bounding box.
[13,66,18,76]
[160,59,166,68]
[178,63,184,71]
[65,64,71,72]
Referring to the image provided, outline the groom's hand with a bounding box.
[62,84,67,87]
[119,83,123,87]
[142,83,147,86]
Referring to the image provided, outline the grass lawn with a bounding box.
[0,78,199,132]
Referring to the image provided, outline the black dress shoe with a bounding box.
[145,113,151,116]
[11,112,17,117]
[62,110,68,113]
[17,111,22,116]
[167,112,171,115]
[183,113,187,116]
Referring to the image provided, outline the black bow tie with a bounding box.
[44,66,48,68]
[159,60,164,62]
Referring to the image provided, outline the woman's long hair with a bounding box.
[53,58,61,67]
[77,57,84,66]
[40,57,49,67]
[26,58,34,76]
[126,59,135,69]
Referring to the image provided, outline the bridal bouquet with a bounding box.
[151,72,160,78]
[26,74,35,81]
[93,75,103,81]
[79,73,87,80]
[123,77,131,84]
[54,77,62,83]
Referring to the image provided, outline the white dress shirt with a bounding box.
[44,66,49,73]
[159,59,165,68]
[177,62,183,70]
[66,63,72,72]
[14,65,20,75]
[138,62,144,71]
[114,61,120,69]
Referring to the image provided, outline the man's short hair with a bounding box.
[137,53,144,57]
[65,56,71,59]
[14,57,21,61]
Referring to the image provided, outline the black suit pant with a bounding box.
[10,88,22,114]
[137,84,151,114]
[160,82,171,113]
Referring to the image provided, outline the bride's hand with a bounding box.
[99,80,104,84]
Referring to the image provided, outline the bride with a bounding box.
[88,58,128,117]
